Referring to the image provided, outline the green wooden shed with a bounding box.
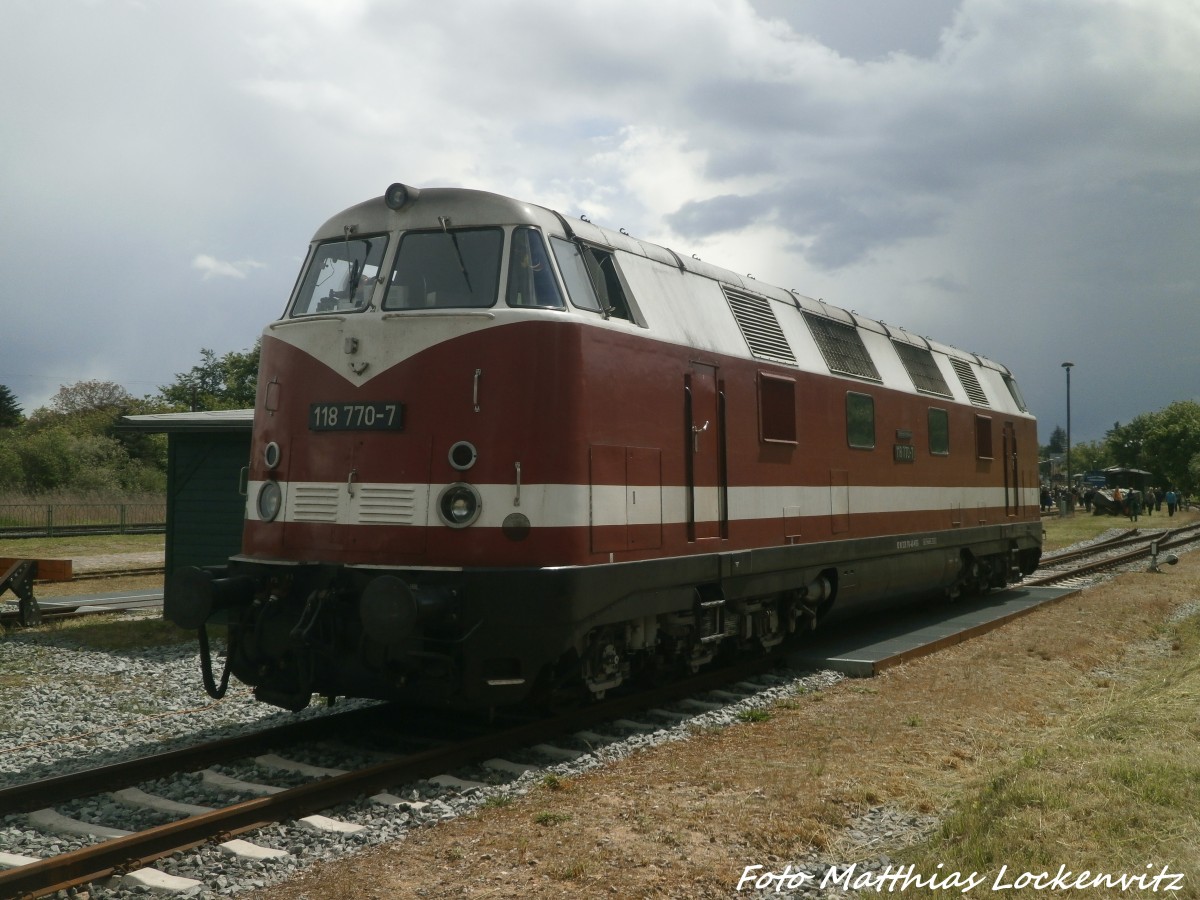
[120,410,253,577]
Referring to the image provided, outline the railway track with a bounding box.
[0,587,161,628]
[1026,522,1200,586]
[0,655,814,900]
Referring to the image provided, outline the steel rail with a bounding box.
[0,653,786,900]
[0,703,404,816]
[0,594,162,627]
[1037,527,1142,564]
[1024,524,1200,586]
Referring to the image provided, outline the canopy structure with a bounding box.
[1094,466,1154,492]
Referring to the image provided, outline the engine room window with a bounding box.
[291,234,388,316]
[975,414,994,459]
[929,407,950,455]
[383,228,502,310]
[506,228,564,308]
[758,372,797,444]
[549,237,635,322]
[846,392,875,449]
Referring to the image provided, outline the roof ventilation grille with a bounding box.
[802,311,881,382]
[949,357,990,407]
[723,286,797,365]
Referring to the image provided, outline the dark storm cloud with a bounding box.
[1,0,1198,446]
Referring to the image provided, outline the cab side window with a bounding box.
[550,237,637,323]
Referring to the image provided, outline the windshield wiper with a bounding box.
[439,216,473,293]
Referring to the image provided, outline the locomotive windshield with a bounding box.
[383,228,503,310]
[291,234,388,316]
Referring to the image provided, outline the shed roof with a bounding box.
[119,409,254,433]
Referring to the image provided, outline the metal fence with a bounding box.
[0,503,167,537]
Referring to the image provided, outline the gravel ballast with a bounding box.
[0,617,857,899]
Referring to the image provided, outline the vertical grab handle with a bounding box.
[473,368,482,412]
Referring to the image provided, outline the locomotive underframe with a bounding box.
[171,521,1041,712]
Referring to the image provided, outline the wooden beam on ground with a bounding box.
[0,558,73,582]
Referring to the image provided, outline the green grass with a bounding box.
[1041,506,1198,552]
[737,708,772,723]
[894,612,1200,896]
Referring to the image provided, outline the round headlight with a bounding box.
[438,483,482,528]
[257,480,283,522]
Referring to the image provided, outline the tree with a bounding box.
[1045,425,1066,455]
[158,342,260,411]
[1106,401,1200,494]
[1067,440,1113,475]
[0,385,22,427]
[48,380,133,415]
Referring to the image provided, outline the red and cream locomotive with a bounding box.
[170,183,1042,712]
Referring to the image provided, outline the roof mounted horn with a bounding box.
[384,182,421,210]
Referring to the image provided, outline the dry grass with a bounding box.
[246,550,1200,900]
[0,531,165,560]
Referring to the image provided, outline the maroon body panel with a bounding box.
[243,318,1040,569]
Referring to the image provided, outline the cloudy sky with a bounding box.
[3,0,1198,445]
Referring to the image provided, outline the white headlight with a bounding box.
[257,480,283,522]
[437,483,481,528]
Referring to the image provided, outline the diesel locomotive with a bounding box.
[169,183,1042,712]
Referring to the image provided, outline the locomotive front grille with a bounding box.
[285,482,421,525]
[356,485,418,525]
[291,484,340,523]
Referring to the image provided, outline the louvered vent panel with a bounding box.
[357,486,418,525]
[892,341,953,397]
[722,286,796,365]
[802,312,882,382]
[949,358,990,407]
[292,484,340,523]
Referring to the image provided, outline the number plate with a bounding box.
[309,402,405,431]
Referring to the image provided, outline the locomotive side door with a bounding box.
[1003,421,1019,516]
[686,364,723,541]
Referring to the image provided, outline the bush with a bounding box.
[4,427,164,495]
[15,426,81,492]
[0,441,22,490]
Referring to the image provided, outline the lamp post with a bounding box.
[1062,362,1074,513]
